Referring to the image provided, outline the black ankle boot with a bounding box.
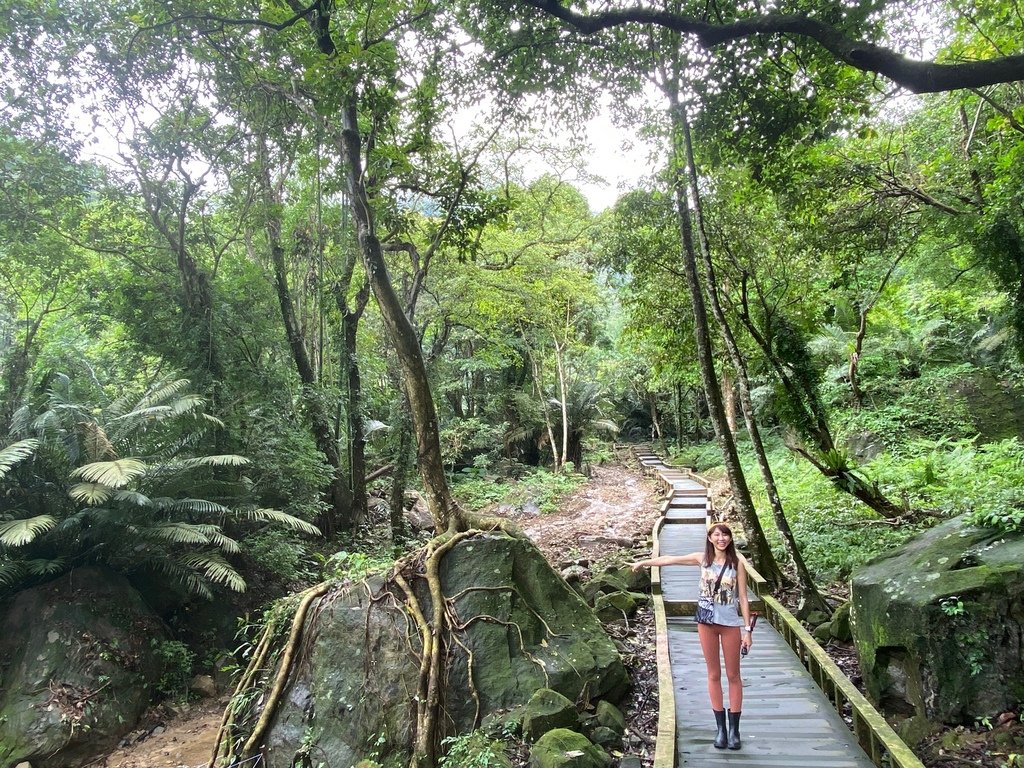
[727,710,742,750]
[713,709,727,749]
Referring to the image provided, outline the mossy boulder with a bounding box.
[582,573,628,605]
[592,591,644,623]
[851,515,1024,725]
[594,701,625,735]
[522,688,577,742]
[529,729,611,768]
[260,532,628,767]
[0,568,168,768]
[829,602,853,642]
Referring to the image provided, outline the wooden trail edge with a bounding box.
[650,515,677,768]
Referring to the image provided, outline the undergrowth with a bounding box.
[451,466,587,514]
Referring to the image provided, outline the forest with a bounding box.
[0,0,1023,766]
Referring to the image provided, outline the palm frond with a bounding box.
[181,524,241,554]
[0,560,25,587]
[0,439,39,479]
[8,405,33,437]
[168,395,205,417]
[111,489,153,507]
[148,523,216,547]
[147,556,214,600]
[590,419,620,435]
[134,379,192,411]
[25,557,66,577]
[180,552,246,592]
[77,422,115,462]
[68,483,113,505]
[0,515,58,547]
[158,498,232,516]
[70,458,147,488]
[200,413,225,428]
[176,455,251,469]
[242,508,321,536]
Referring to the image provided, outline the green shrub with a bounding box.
[440,729,511,768]
[244,530,316,584]
[153,639,195,699]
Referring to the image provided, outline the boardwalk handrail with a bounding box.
[650,516,678,768]
[744,565,925,768]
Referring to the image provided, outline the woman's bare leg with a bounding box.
[698,624,724,710]
[720,626,743,711]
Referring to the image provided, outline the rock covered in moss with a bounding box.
[522,689,577,742]
[0,568,168,768]
[829,601,853,642]
[852,515,1024,726]
[594,701,625,735]
[259,532,628,767]
[529,728,611,768]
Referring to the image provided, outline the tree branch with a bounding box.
[517,0,1024,92]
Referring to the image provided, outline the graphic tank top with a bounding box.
[698,561,744,627]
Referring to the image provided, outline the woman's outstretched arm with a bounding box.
[631,551,703,570]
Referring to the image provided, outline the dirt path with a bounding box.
[100,459,660,768]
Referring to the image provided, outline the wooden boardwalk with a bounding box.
[632,448,892,768]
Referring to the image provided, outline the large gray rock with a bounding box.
[260,532,628,767]
[529,729,610,768]
[851,515,1024,725]
[0,568,169,768]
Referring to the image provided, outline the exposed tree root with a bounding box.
[207,582,329,767]
[209,527,543,768]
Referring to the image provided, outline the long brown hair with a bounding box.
[702,523,739,572]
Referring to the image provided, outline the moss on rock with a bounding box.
[851,515,1024,726]
[528,728,610,768]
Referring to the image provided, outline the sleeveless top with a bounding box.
[699,561,744,627]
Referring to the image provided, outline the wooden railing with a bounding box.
[745,567,925,768]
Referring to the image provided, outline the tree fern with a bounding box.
[0,515,58,547]
[1,374,323,598]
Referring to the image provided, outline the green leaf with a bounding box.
[0,439,39,479]
[0,515,58,547]
[174,455,251,470]
[242,508,321,536]
[180,552,246,592]
[70,458,148,488]
[69,482,114,505]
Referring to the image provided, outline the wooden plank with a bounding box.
[667,617,877,768]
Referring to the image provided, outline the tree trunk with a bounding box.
[527,342,560,470]
[389,403,414,542]
[681,114,828,610]
[258,150,352,536]
[674,382,684,448]
[850,306,867,409]
[667,96,783,585]
[736,289,904,518]
[721,368,738,435]
[553,336,570,472]
[338,94,462,534]
[340,282,370,528]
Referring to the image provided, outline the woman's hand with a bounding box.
[630,561,648,572]
[741,630,753,653]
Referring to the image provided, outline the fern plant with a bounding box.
[0,374,319,599]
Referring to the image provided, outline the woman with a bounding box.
[632,523,753,750]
